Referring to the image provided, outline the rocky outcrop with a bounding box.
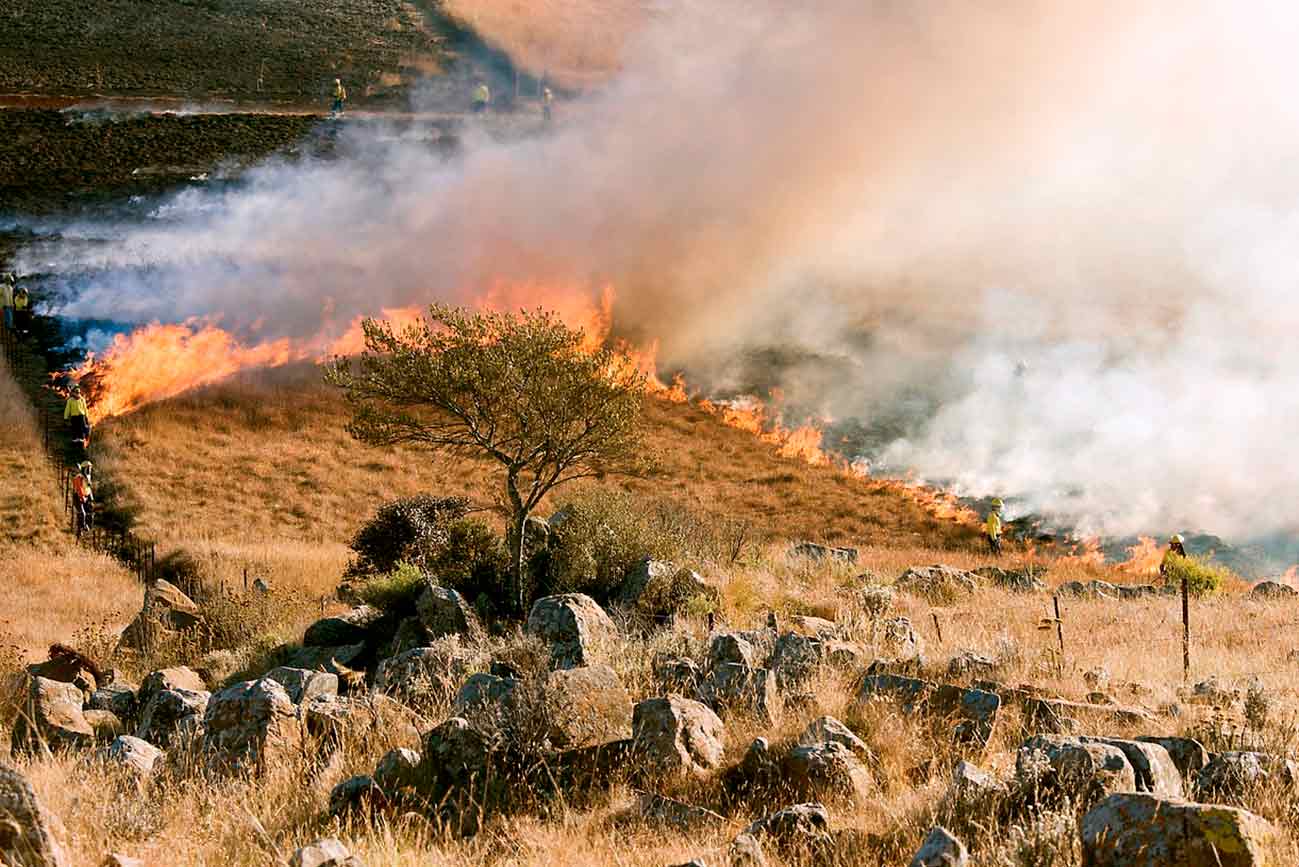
[1077,737,1182,797]
[781,741,872,805]
[104,735,163,778]
[289,838,365,867]
[702,663,778,724]
[373,646,475,699]
[87,683,138,725]
[303,605,387,648]
[0,760,69,867]
[618,559,719,619]
[202,679,301,770]
[264,667,339,705]
[742,803,833,861]
[525,594,616,669]
[1136,736,1209,781]
[543,665,633,749]
[1016,735,1137,808]
[136,688,209,748]
[416,584,482,640]
[1195,751,1297,803]
[909,826,968,867]
[972,566,1046,593]
[859,674,1001,746]
[120,580,202,649]
[410,717,504,835]
[138,667,206,705]
[10,677,93,755]
[895,565,978,603]
[1250,580,1297,599]
[1080,793,1272,866]
[373,747,422,792]
[796,716,871,760]
[631,696,725,776]
[791,542,858,563]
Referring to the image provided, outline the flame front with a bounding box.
[1119,535,1163,575]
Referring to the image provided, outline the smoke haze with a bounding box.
[18,0,1299,540]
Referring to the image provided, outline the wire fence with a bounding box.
[1,322,158,584]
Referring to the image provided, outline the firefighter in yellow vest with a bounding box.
[1,273,13,331]
[1160,534,1186,583]
[12,286,30,333]
[72,461,94,535]
[472,81,491,113]
[985,498,1004,556]
[65,383,91,445]
[331,78,347,116]
[542,86,554,122]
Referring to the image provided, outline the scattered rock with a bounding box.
[632,696,726,776]
[120,579,203,648]
[652,655,703,698]
[972,565,1046,593]
[728,832,767,867]
[373,747,422,793]
[858,675,1001,746]
[1080,792,1272,867]
[791,542,858,563]
[525,594,616,669]
[635,791,725,831]
[878,617,925,663]
[1195,751,1297,803]
[895,565,978,603]
[769,632,824,690]
[135,688,209,749]
[781,741,872,805]
[0,760,70,867]
[948,760,1007,812]
[1115,584,1162,600]
[11,676,94,755]
[702,663,778,724]
[303,605,387,648]
[709,633,758,670]
[282,643,366,677]
[83,709,125,744]
[947,651,998,679]
[87,683,139,724]
[411,717,503,835]
[1057,580,1118,599]
[909,826,968,867]
[416,584,483,640]
[1251,580,1297,599]
[290,838,365,867]
[103,736,163,778]
[1015,735,1136,808]
[1135,736,1209,780]
[26,645,100,698]
[743,803,833,859]
[797,716,871,760]
[328,775,389,819]
[202,679,301,771]
[544,665,633,749]
[374,646,474,699]
[453,673,520,719]
[138,667,206,705]
[786,616,839,638]
[619,559,719,618]
[1077,737,1182,797]
[265,667,339,705]
[1183,676,1240,706]
[721,737,779,800]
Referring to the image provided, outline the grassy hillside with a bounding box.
[0,0,449,102]
[91,362,981,608]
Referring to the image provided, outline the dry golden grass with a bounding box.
[0,355,141,657]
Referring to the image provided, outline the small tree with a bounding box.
[325,304,647,613]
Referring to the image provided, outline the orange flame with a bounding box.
[1119,535,1163,576]
[1058,536,1105,566]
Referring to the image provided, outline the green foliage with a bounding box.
[347,494,470,576]
[1162,553,1230,596]
[426,518,508,601]
[357,560,427,612]
[325,304,649,612]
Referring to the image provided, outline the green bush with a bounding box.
[544,491,687,603]
[357,560,427,612]
[347,495,470,576]
[1162,553,1231,596]
[426,518,508,602]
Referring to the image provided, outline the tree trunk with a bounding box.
[506,470,528,615]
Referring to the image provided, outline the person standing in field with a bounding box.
[12,286,30,334]
[472,81,491,114]
[542,86,554,122]
[72,461,94,535]
[1160,534,1186,582]
[331,78,347,116]
[65,383,91,446]
[1,273,14,331]
[985,498,1004,556]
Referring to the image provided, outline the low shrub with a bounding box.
[347,495,470,576]
[544,491,679,602]
[356,560,427,613]
[425,518,508,602]
[1162,553,1231,596]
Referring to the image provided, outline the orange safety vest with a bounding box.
[72,474,91,501]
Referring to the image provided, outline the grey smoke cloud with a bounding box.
[19,0,1299,540]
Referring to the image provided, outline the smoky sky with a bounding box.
[19,0,1299,540]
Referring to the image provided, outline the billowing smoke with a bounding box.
[17,0,1299,541]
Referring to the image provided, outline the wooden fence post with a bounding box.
[1182,577,1190,684]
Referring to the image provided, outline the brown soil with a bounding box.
[0,109,322,211]
[0,0,456,105]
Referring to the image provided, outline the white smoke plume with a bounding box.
[17,0,1299,541]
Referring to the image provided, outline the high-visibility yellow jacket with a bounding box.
[334,82,346,100]
[985,512,1002,539]
[13,290,28,311]
[473,84,490,104]
[72,474,91,501]
[65,396,88,419]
